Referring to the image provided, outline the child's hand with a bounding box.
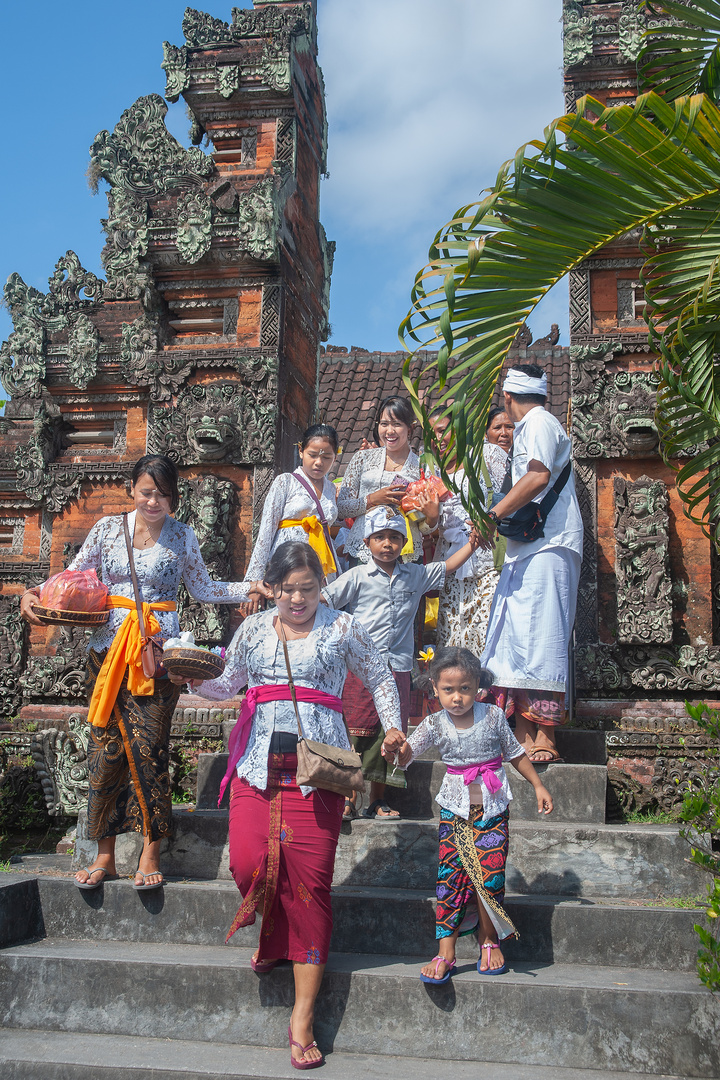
[535,785,553,815]
[397,741,413,766]
[381,728,406,758]
[416,490,440,529]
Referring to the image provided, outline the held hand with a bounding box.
[535,785,554,815]
[396,741,413,766]
[167,672,188,686]
[20,590,43,626]
[381,728,406,757]
[251,581,273,600]
[367,485,403,509]
[359,438,380,451]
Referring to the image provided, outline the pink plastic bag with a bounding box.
[39,569,109,613]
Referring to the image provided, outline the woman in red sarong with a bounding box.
[182,542,404,1069]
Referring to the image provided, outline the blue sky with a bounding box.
[0,1,567,371]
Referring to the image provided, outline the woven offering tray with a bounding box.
[34,606,110,626]
[163,646,225,682]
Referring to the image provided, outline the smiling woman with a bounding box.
[20,453,254,893]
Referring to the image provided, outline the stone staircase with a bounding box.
[1,728,718,1079]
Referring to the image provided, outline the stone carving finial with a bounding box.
[613,475,672,645]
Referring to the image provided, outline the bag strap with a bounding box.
[538,460,572,519]
[292,469,338,566]
[122,512,148,640]
[276,617,307,741]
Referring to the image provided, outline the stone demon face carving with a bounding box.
[185,392,242,461]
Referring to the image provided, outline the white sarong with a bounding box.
[480,547,581,693]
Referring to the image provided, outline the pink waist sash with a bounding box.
[218,683,344,805]
[446,756,503,794]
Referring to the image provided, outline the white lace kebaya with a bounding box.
[67,511,252,654]
[243,471,339,582]
[195,604,402,794]
[336,446,422,563]
[405,704,525,819]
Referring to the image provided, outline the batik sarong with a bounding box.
[226,753,344,964]
[343,670,410,788]
[435,806,517,942]
[85,648,181,842]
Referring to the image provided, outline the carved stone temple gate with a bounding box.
[0,2,331,817]
[565,1,720,813]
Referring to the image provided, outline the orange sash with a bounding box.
[87,596,177,728]
[278,516,336,574]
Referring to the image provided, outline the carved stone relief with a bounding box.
[66,313,100,389]
[0,252,103,398]
[569,268,591,337]
[175,191,213,264]
[576,644,720,693]
[276,117,295,169]
[570,343,662,458]
[614,476,672,644]
[175,475,237,645]
[148,372,278,465]
[0,595,28,719]
[238,178,278,261]
[563,3,594,67]
[573,459,598,645]
[31,714,90,817]
[0,518,25,556]
[260,285,282,347]
[19,626,91,702]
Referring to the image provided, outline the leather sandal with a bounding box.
[528,743,564,764]
[363,799,400,820]
[342,798,358,820]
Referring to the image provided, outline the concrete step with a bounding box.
[1,940,717,1076]
[196,754,608,824]
[2,875,703,970]
[72,809,708,899]
[0,1029,697,1080]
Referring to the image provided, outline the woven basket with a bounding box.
[34,606,110,627]
[163,646,225,682]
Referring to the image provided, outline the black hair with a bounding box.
[373,395,415,442]
[486,406,510,432]
[421,646,493,692]
[132,455,180,512]
[300,423,339,453]
[505,363,547,406]
[264,541,324,588]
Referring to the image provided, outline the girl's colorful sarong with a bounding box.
[343,670,410,788]
[85,648,181,842]
[226,753,343,963]
[436,806,517,942]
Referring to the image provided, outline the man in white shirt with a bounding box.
[481,364,583,763]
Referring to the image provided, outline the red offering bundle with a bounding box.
[39,570,109,613]
[400,473,451,514]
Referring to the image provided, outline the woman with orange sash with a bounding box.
[243,424,340,588]
[183,542,404,1069]
[21,455,252,892]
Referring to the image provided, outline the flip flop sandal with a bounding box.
[133,870,164,891]
[75,866,118,891]
[529,744,564,765]
[477,941,507,976]
[420,955,456,984]
[288,1024,325,1070]
[251,956,279,974]
[362,799,400,821]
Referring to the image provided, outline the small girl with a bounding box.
[244,423,340,586]
[388,646,553,983]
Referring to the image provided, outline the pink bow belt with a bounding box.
[446,756,503,794]
[218,683,344,805]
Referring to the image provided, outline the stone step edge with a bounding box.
[0,1029,694,1080]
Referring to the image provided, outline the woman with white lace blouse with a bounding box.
[243,424,340,587]
[336,396,422,565]
[186,542,404,1069]
[21,455,252,893]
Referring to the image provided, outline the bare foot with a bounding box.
[478,939,505,972]
[289,1015,323,1065]
[420,952,455,981]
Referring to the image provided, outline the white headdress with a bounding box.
[364,506,407,539]
[503,368,548,396]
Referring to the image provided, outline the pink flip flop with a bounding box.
[288,1025,325,1070]
[420,955,456,984]
[250,955,278,974]
[477,941,507,975]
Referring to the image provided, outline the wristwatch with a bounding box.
[488,510,499,524]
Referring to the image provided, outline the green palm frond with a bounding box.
[639,0,720,103]
[400,92,720,537]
